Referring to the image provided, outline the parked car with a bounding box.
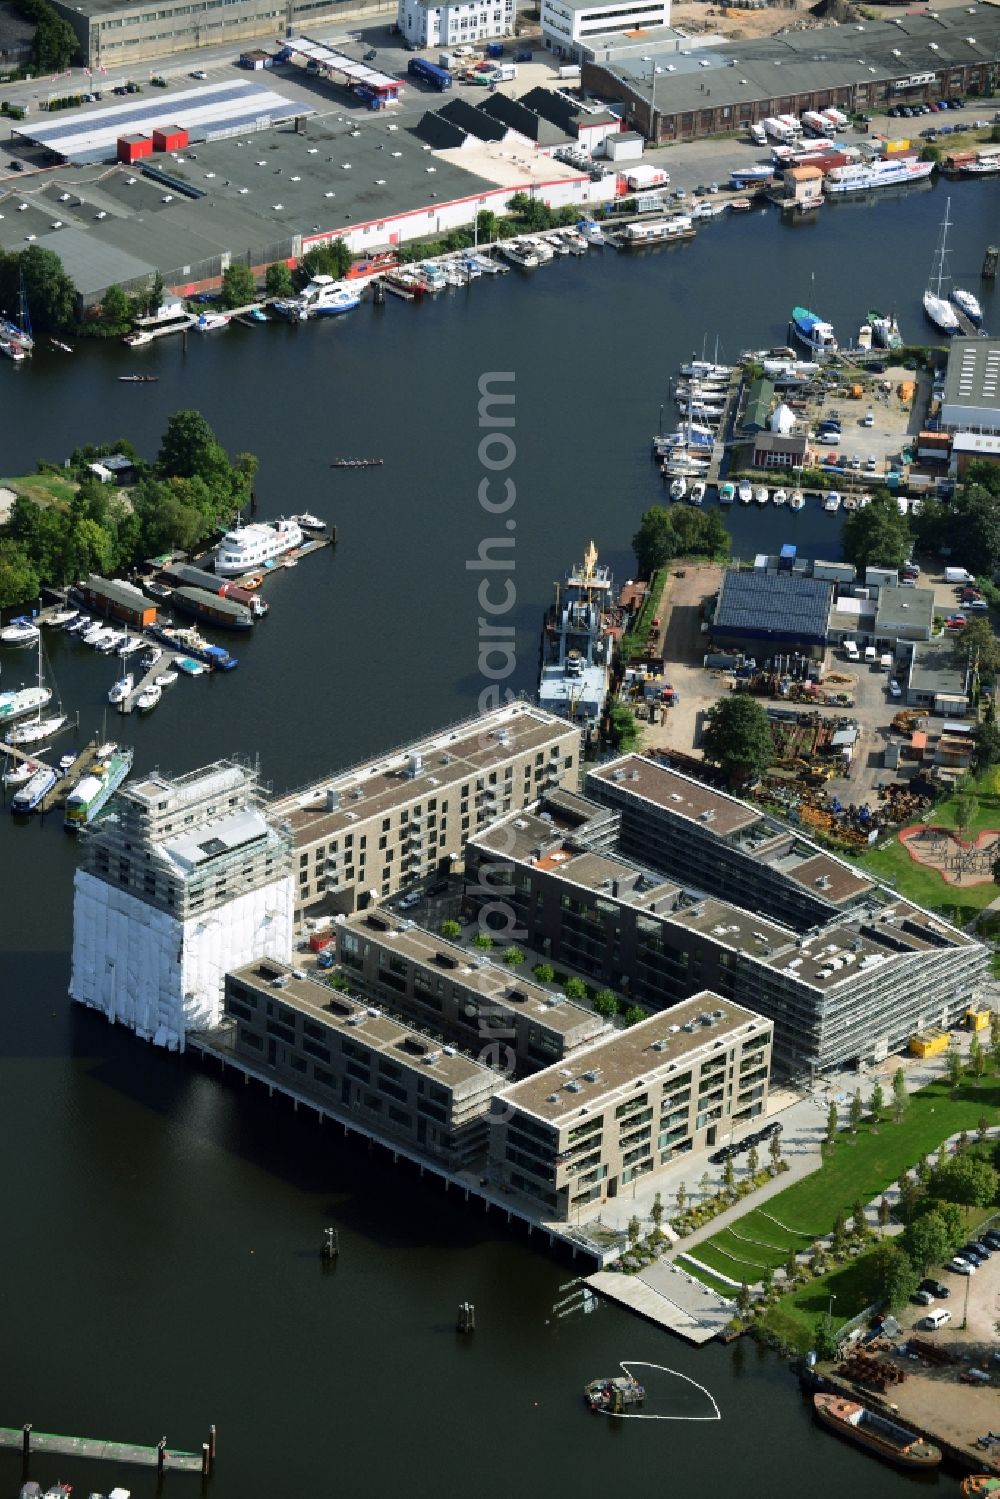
[190,68,208,79]
[919,1278,949,1298]
[888,679,902,698]
[363,48,377,60]
[921,1308,952,1330]
[912,1288,935,1306]
[398,892,420,911]
[818,432,842,445]
[920,128,938,139]
[864,456,878,471]
[947,1256,977,1274]
[963,1241,992,1259]
[982,1230,1000,1250]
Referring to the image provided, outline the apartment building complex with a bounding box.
[337,908,609,1074]
[71,761,294,1050]
[463,765,987,1074]
[225,959,504,1170]
[488,994,772,1218]
[270,702,580,922]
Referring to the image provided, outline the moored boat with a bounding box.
[6,711,68,745]
[3,754,41,787]
[135,683,162,713]
[868,309,902,349]
[0,684,51,725]
[755,485,768,506]
[10,763,56,813]
[952,287,983,324]
[812,1393,941,1469]
[108,672,134,704]
[824,491,841,512]
[0,615,40,646]
[193,312,228,332]
[669,477,687,502]
[924,197,960,334]
[719,481,735,506]
[64,745,133,830]
[689,480,706,506]
[962,1478,1000,1497]
[214,518,303,577]
[772,488,787,506]
[737,479,753,505]
[789,489,805,510]
[791,306,837,354]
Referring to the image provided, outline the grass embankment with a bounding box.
[0,472,77,508]
[686,1073,1000,1288]
[674,1260,740,1299]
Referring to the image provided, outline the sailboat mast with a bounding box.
[935,198,951,299]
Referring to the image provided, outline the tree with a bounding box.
[951,484,1000,578]
[651,1192,664,1234]
[849,1088,863,1134]
[826,1099,839,1147]
[931,1154,998,1210]
[915,1153,932,1186]
[20,244,76,330]
[902,1210,950,1273]
[472,932,494,951]
[146,271,164,315]
[563,976,588,1001]
[946,1045,963,1091]
[607,703,640,754]
[864,1241,918,1310]
[264,261,294,298]
[869,1081,885,1131]
[221,263,257,309]
[675,1181,687,1216]
[299,239,351,282]
[955,616,1000,684]
[439,919,462,939]
[978,1113,991,1142]
[972,718,1000,775]
[784,1251,798,1282]
[631,505,676,574]
[698,1171,711,1201]
[933,1200,966,1253]
[747,1143,759,1177]
[877,1196,891,1233]
[891,1067,908,1124]
[627,1214,642,1248]
[622,1006,646,1027]
[701,694,774,786]
[832,1209,848,1254]
[531,962,554,983]
[20,0,78,70]
[0,539,39,611]
[502,945,524,966]
[896,1174,921,1222]
[852,1198,869,1239]
[769,1131,782,1171]
[969,1037,986,1079]
[96,283,133,332]
[841,490,912,574]
[736,1282,752,1318]
[593,989,619,1019]
[157,410,227,483]
[815,1313,839,1360]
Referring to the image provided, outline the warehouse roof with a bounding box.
[713,569,833,643]
[33,225,156,295]
[942,337,1000,417]
[478,93,570,146]
[908,637,969,698]
[874,585,935,635]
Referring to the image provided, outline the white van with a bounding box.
[844,640,859,662]
[864,645,876,665]
[921,1308,952,1331]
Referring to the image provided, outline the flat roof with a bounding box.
[273,702,574,847]
[776,850,872,907]
[713,569,833,643]
[874,586,935,632]
[498,993,770,1124]
[942,337,1000,416]
[348,910,608,1043]
[231,959,497,1094]
[908,637,967,695]
[18,81,313,165]
[588,755,762,838]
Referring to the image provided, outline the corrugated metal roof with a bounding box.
[714,569,833,642]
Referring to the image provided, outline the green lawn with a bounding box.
[760,1256,877,1353]
[674,1258,739,1299]
[684,1073,1000,1290]
[1,472,78,509]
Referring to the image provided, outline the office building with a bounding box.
[71,761,294,1050]
[398,0,514,51]
[488,993,772,1218]
[540,0,671,62]
[270,701,580,921]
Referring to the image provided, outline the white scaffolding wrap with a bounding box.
[70,869,294,1050]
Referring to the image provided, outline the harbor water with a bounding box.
[1,179,997,1498]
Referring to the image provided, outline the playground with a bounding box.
[899,824,1000,887]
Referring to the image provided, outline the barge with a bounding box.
[812,1393,942,1469]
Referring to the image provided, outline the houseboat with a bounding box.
[214,518,303,577]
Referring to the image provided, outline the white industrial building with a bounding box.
[70,762,294,1051]
[540,0,671,59]
[398,0,515,52]
[940,337,1000,436]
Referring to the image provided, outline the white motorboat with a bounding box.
[924,198,960,334]
[577,219,605,246]
[789,489,805,511]
[80,623,106,645]
[155,671,178,688]
[118,635,145,656]
[194,312,229,332]
[293,511,326,531]
[3,755,40,787]
[135,683,162,713]
[98,631,127,654]
[66,616,91,634]
[738,479,753,505]
[772,488,787,506]
[680,359,730,379]
[897,496,909,516]
[952,287,983,324]
[0,616,39,646]
[754,486,768,506]
[541,233,568,257]
[689,481,706,506]
[842,493,858,512]
[215,518,303,577]
[500,240,540,269]
[560,229,588,254]
[824,491,841,512]
[669,477,687,502]
[0,684,51,726]
[857,324,873,353]
[419,263,448,290]
[6,711,68,745]
[141,647,163,671]
[45,608,78,628]
[108,673,134,704]
[58,753,75,772]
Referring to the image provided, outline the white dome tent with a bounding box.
[770,403,795,434]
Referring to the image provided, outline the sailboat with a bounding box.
[924,199,960,335]
[0,269,34,358]
[3,632,66,746]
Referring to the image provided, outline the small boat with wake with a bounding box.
[119,373,159,383]
[585,1374,645,1413]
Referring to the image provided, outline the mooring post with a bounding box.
[21,1423,31,1458]
[209,1424,217,1466]
[457,1301,476,1333]
[321,1226,339,1262]
[201,1442,211,1476]
[158,1438,167,1474]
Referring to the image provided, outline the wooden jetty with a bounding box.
[119,648,187,716]
[38,737,100,813]
[1,1421,214,1475]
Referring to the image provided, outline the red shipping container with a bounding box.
[117,134,153,164]
[309,933,335,953]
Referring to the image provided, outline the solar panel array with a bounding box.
[19,81,313,162]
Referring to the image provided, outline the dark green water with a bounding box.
[1,180,996,1498]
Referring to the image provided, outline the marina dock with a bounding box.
[0,1422,212,1474]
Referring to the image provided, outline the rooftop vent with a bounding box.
[582,1069,600,1083]
[565,1079,583,1093]
[326,787,340,812]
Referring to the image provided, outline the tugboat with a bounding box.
[585,1374,646,1413]
[812,1393,941,1468]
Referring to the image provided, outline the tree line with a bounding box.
[842,460,1000,577]
[0,411,257,610]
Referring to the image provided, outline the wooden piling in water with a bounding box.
[209,1424,216,1464]
[457,1301,475,1333]
[22,1423,30,1457]
[321,1226,339,1261]
[983,245,998,280]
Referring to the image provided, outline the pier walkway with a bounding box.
[0,1424,207,1473]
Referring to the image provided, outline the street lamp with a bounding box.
[828,1291,837,1319]
[642,57,664,145]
